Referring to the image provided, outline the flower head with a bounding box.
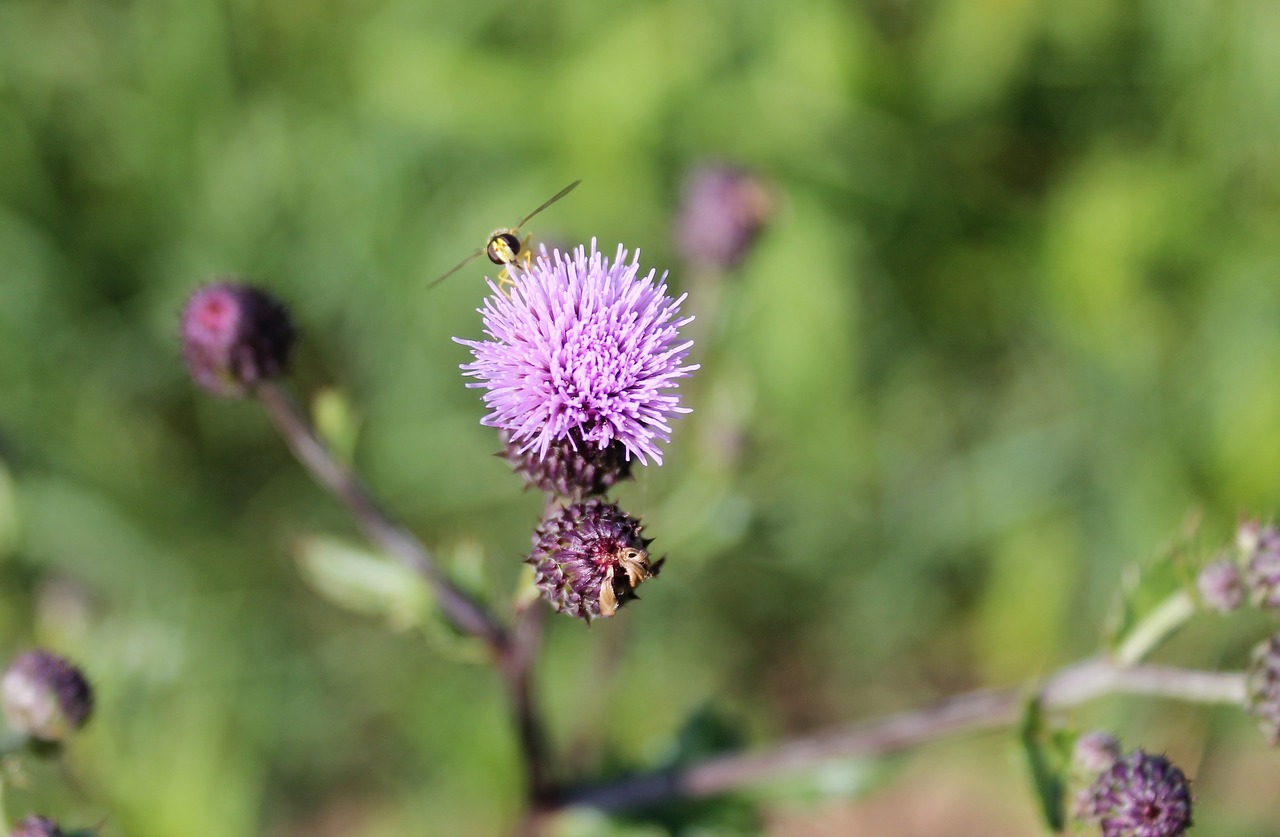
[11,816,63,837]
[457,241,697,465]
[1247,633,1280,745]
[1074,730,1122,775]
[180,281,295,398]
[1197,556,1244,614]
[674,162,774,271]
[1,650,93,742]
[1242,522,1280,608]
[527,499,660,622]
[1077,749,1192,837]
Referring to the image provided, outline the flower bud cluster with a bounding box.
[460,242,695,622]
[1191,519,1280,615]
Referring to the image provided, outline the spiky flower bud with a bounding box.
[527,499,660,622]
[1247,634,1280,745]
[1,650,93,742]
[1074,730,1122,775]
[1076,749,1192,837]
[501,430,633,499]
[673,162,774,271]
[1197,556,1244,614]
[180,281,295,398]
[10,815,63,837]
[1239,521,1280,608]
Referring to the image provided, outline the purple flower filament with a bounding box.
[458,240,698,465]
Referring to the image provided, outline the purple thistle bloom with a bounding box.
[457,240,698,466]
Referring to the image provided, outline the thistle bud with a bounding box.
[1197,557,1244,614]
[1,650,93,742]
[180,281,295,398]
[10,815,63,837]
[501,430,633,499]
[673,162,774,271]
[1243,523,1280,609]
[1074,730,1122,775]
[1076,749,1193,836]
[527,499,660,622]
[1247,634,1280,745]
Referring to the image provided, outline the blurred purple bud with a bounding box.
[1,650,93,742]
[1247,634,1280,746]
[527,499,661,622]
[1076,749,1192,836]
[1242,523,1280,608]
[500,430,633,499]
[673,162,774,272]
[1197,557,1244,613]
[10,815,63,837]
[180,281,295,398]
[1074,730,1122,775]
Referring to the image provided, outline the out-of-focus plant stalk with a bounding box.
[254,381,553,801]
[1114,589,1198,667]
[556,657,1245,814]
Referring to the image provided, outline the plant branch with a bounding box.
[556,657,1247,813]
[255,382,507,649]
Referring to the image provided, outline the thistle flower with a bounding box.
[10,816,63,837]
[500,430,633,499]
[527,499,660,622]
[1,650,93,742]
[673,162,774,271]
[1247,633,1280,745]
[180,281,295,398]
[1242,522,1280,608]
[1077,749,1192,837]
[1197,556,1244,614]
[457,240,697,466]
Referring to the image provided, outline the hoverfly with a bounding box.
[428,180,582,292]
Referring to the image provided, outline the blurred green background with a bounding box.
[2,0,1280,833]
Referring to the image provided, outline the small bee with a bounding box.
[428,180,582,292]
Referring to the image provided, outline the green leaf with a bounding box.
[294,535,432,631]
[1018,697,1068,833]
[311,387,362,465]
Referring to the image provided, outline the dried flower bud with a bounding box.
[501,430,633,499]
[673,162,774,271]
[1,650,93,742]
[1074,730,1122,775]
[527,499,661,622]
[1243,523,1280,608]
[10,815,63,837]
[180,281,295,398]
[1197,557,1244,613]
[1247,634,1280,745]
[1076,749,1193,837]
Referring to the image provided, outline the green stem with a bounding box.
[1113,589,1197,667]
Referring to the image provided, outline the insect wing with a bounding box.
[427,247,485,289]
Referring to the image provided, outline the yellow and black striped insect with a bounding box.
[428,180,582,292]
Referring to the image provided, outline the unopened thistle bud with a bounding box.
[1197,556,1244,614]
[1247,634,1280,745]
[1077,749,1193,837]
[500,430,633,499]
[673,162,774,271]
[10,815,63,837]
[1243,522,1280,609]
[527,499,661,622]
[180,281,295,398]
[1074,730,1122,775]
[1,650,93,742]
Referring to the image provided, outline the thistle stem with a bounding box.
[556,658,1246,813]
